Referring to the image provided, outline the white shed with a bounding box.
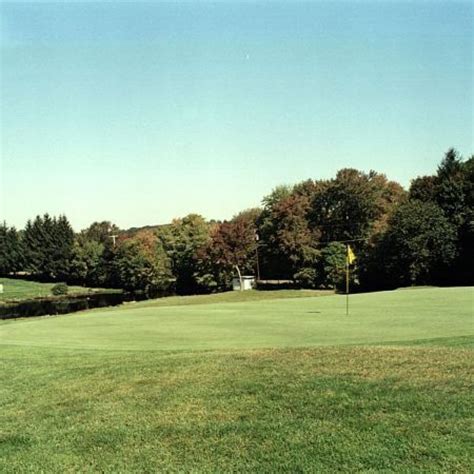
[232,276,256,291]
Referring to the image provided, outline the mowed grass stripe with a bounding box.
[0,287,472,351]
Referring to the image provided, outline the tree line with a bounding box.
[1,149,472,294]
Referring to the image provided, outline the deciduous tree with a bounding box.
[375,201,457,286]
[157,214,211,294]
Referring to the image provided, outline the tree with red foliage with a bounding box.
[197,210,258,291]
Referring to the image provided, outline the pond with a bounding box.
[0,289,174,320]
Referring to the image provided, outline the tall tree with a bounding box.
[69,239,105,286]
[23,216,46,275]
[435,148,466,227]
[157,214,211,294]
[23,214,74,280]
[197,212,258,291]
[408,149,474,284]
[261,192,319,281]
[310,169,406,243]
[82,221,121,246]
[409,175,438,203]
[111,230,172,293]
[458,159,474,283]
[259,184,321,280]
[374,201,457,287]
[0,223,24,275]
[53,215,75,279]
[319,242,347,289]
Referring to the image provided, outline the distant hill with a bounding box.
[124,219,221,237]
[122,223,171,237]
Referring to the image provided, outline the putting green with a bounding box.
[1,287,472,351]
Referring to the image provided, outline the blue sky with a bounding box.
[1,1,472,230]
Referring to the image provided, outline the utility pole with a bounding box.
[255,232,260,281]
[345,212,350,316]
[346,244,350,316]
[110,235,118,247]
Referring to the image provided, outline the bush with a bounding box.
[51,282,69,296]
[293,267,318,288]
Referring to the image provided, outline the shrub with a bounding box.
[51,282,69,296]
[293,267,318,288]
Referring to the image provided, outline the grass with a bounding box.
[1,287,471,351]
[0,277,118,303]
[0,287,473,472]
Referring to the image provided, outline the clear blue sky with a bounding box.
[1,1,472,230]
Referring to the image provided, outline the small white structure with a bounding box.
[0,284,3,294]
[232,276,256,291]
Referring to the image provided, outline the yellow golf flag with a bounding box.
[347,245,356,265]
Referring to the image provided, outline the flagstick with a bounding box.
[346,244,349,316]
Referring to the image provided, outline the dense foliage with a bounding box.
[1,149,472,292]
[0,224,23,275]
[22,215,74,280]
[156,214,210,294]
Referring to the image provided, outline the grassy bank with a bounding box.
[0,277,118,303]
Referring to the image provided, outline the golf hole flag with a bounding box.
[347,245,356,265]
[345,245,356,315]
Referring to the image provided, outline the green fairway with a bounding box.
[1,287,473,472]
[0,277,108,303]
[1,287,472,350]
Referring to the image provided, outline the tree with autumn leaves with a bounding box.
[196,209,259,291]
[256,169,406,288]
[109,230,172,293]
